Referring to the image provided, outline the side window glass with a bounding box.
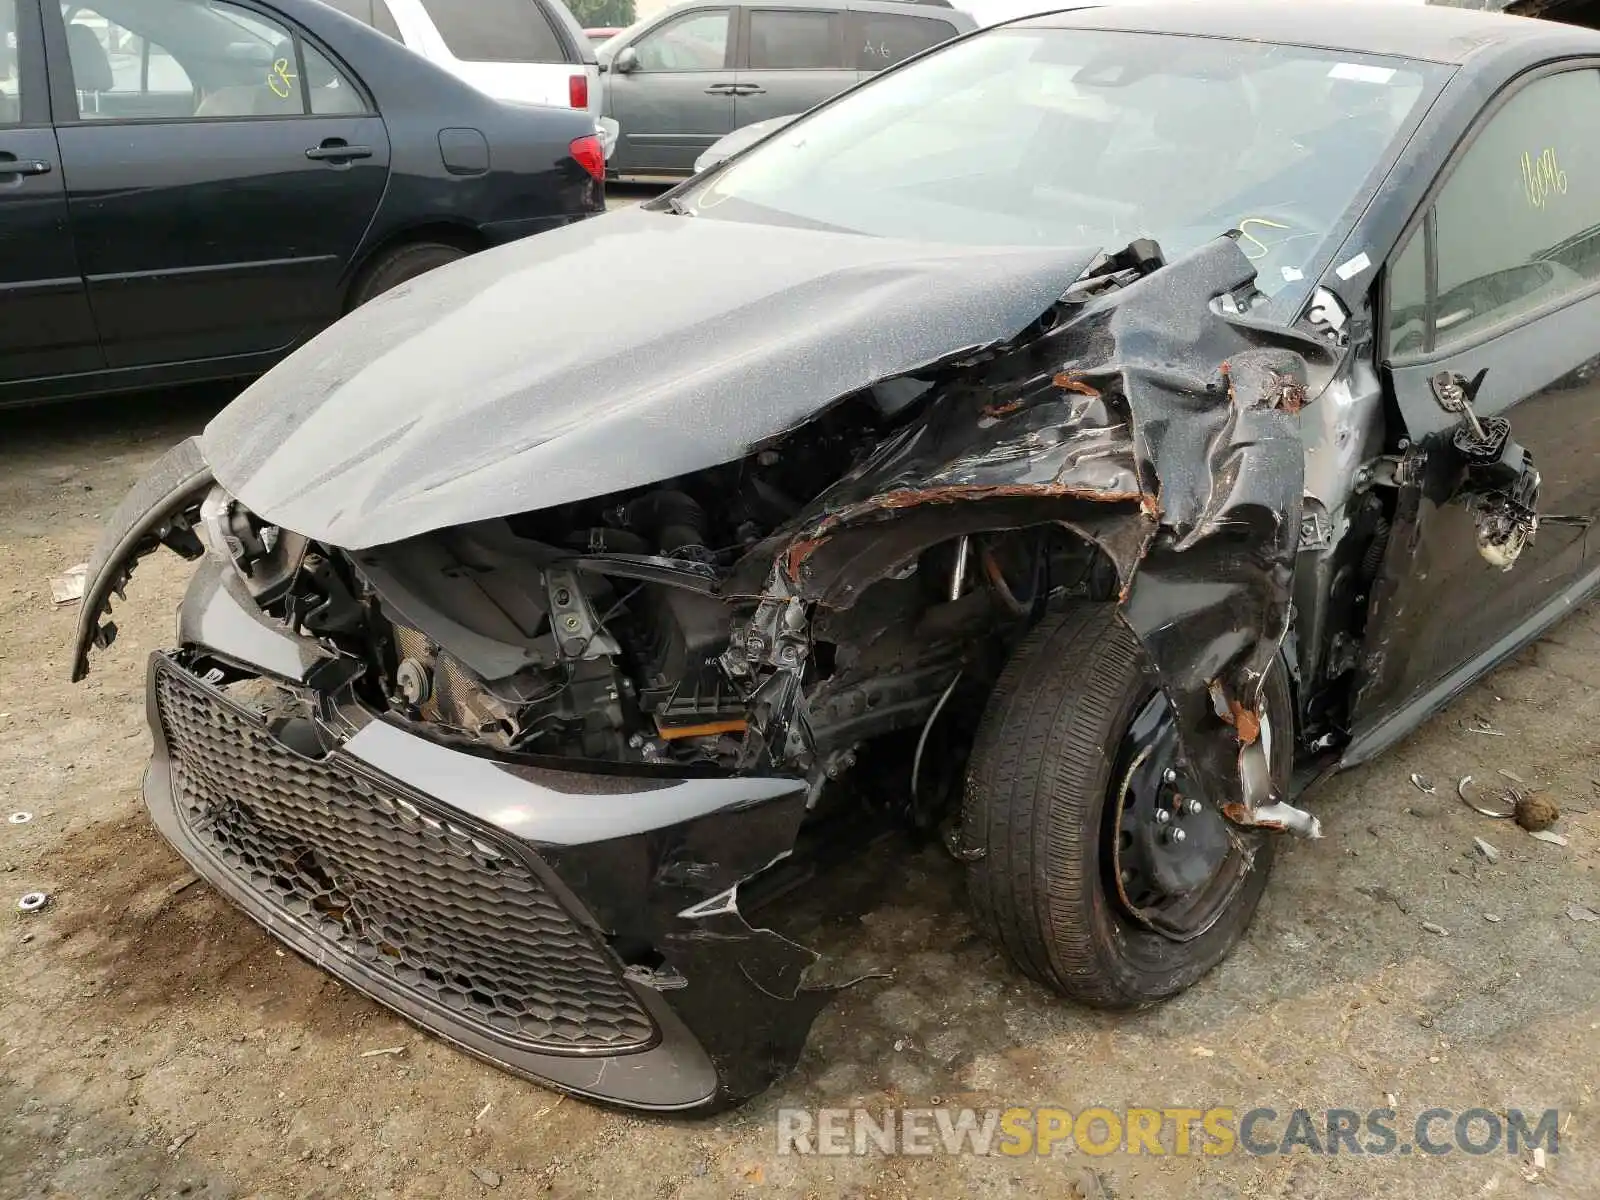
[853,12,954,72]
[61,3,195,118]
[1387,225,1428,358]
[2,0,20,125]
[747,9,836,71]
[633,10,728,72]
[61,0,310,120]
[1427,69,1600,350]
[303,41,367,114]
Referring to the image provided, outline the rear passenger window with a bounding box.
[303,41,368,114]
[852,11,955,71]
[420,0,566,64]
[747,9,839,70]
[1390,69,1600,357]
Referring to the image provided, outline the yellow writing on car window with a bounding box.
[1237,217,1292,261]
[267,57,297,99]
[1521,147,1568,209]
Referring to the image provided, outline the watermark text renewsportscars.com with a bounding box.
[776,1106,1561,1158]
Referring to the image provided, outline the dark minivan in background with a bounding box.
[598,0,975,175]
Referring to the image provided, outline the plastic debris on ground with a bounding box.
[50,563,88,605]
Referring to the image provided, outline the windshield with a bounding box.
[683,28,1447,299]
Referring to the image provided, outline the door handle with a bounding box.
[703,83,739,94]
[0,155,52,177]
[735,86,766,95]
[305,141,373,163]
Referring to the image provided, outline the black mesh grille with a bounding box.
[153,660,656,1055]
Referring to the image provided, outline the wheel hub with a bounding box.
[1111,694,1234,920]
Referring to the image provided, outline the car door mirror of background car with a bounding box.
[613,45,637,73]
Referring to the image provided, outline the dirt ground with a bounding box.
[3,387,1599,1200]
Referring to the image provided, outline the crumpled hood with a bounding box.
[203,205,1096,549]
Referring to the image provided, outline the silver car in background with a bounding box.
[599,0,973,176]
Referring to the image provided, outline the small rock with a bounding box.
[1484,913,1502,923]
[1472,837,1500,865]
[1514,794,1560,832]
[469,1166,502,1189]
[1566,903,1600,923]
[1420,921,1448,936]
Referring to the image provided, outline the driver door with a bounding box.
[1351,65,1600,735]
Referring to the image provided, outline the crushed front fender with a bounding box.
[733,236,1336,835]
[70,436,212,682]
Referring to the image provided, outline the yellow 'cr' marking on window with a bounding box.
[267,58,297,99]
[1521,148,1568,210]
[1237,217,1292,262]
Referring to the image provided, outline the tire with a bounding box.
[962,604,1283,1008]
[348,241,467,309]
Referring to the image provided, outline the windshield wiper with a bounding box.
[1063,237,1166,302]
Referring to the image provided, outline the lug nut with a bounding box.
[1155,809,1170,824]
[1162,767,1178,784]
[1187,798,1203,815]
[1171,828,1187,843]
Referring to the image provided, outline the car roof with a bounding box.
[1016,0,1600,63]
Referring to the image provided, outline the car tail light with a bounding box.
[569,73,589,109]
[569,134,605,182]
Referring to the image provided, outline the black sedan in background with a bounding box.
[0,0,604,406]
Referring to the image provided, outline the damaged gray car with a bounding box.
[72,2,1600,1111]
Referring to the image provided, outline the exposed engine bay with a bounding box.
[210,389,1117,828]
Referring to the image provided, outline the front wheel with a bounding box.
[961,605,1283,1008]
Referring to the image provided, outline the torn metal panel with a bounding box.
[737,236,1336,833]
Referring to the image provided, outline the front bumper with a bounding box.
[141,564,826,1112]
